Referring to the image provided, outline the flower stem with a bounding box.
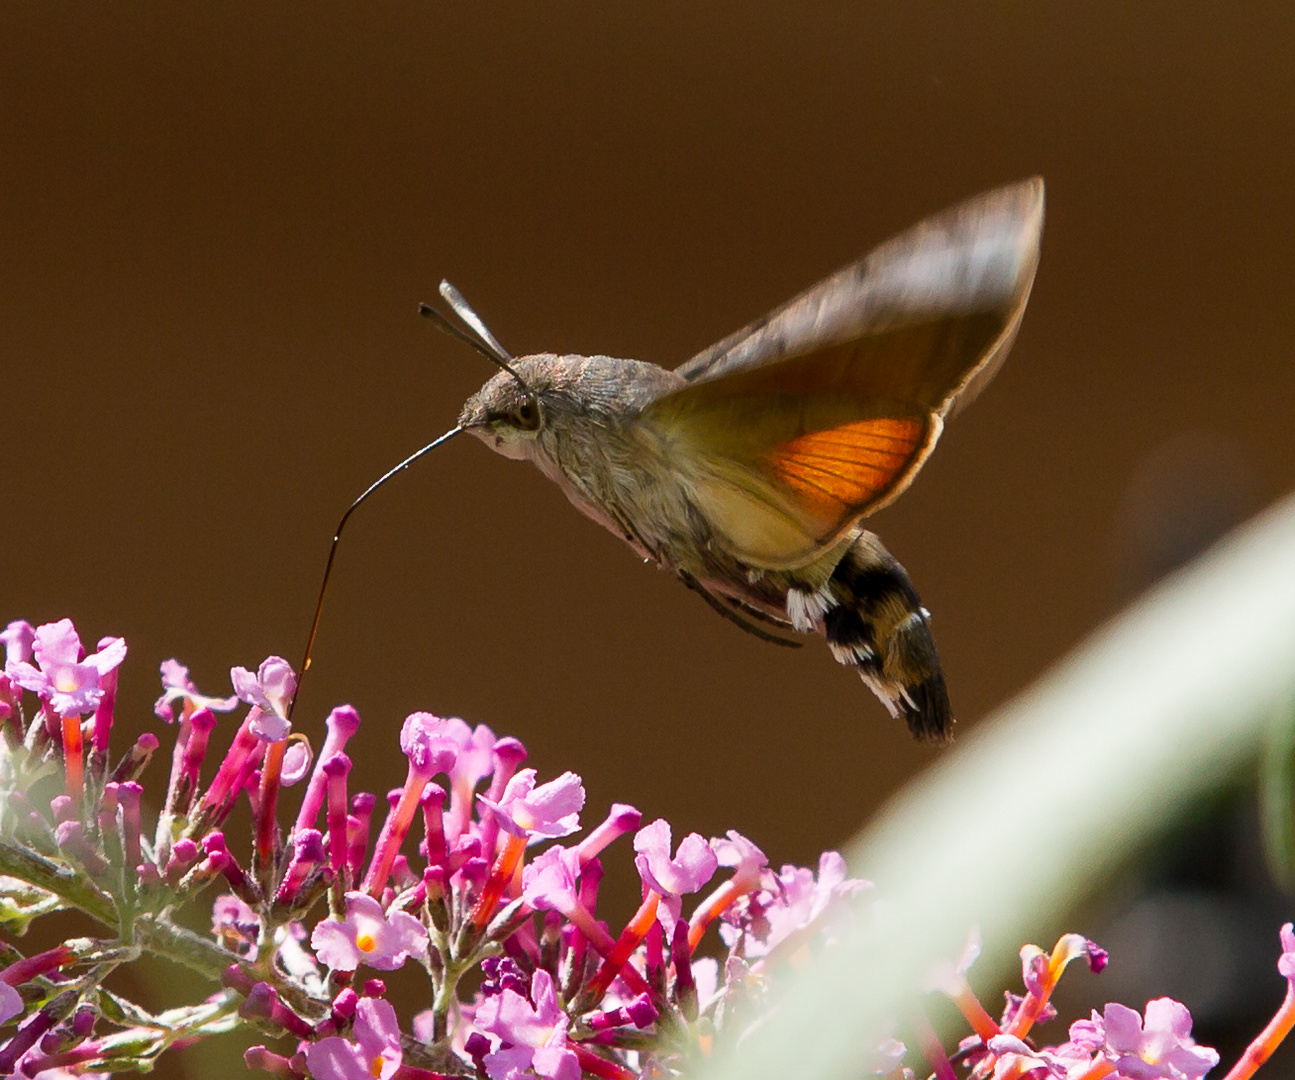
[256,739,286,882]
[364,766,431,897]
[468,833,527,931]
[572,1043,639,1080]
[1070,1061,1116,1080]
[62,714,85,799]
[430,956,471,1041]
[949,983,1001,1043]
[1221,984,1295,1080]
[911,1004,958,1080]
[687,878,748,952]
[0,836,116,927]
[582,891,659,1006]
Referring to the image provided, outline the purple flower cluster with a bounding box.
[0,618,872,1078]
[4,615,1295,1080]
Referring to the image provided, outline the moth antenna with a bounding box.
[286,425,463,722]
[418,281,535,397]
[418,302,512,373]
[438,280,514,363]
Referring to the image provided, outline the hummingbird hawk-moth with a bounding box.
[297,179,1043,740]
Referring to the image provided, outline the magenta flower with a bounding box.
[305,996,402,1080]
[292,705,362,837]
[18,608,1279,1080]
[1080,999,1219,1080]
[153,658,238,723]
[576,803,642,863]
[230,656,296,740]
[480,955,534,999]
[478,769,585,842]
[310,891,428,972]
[474,968,580,1080]
[5,619,126,717]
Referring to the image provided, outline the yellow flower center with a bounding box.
[369,1055,385,1078]
[356,934,376,953]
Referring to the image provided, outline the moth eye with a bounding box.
[514,397,541,431]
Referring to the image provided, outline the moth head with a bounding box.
[458,360,548,460]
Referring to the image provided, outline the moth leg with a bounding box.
[677,570,803,648]
[724,595,800,632]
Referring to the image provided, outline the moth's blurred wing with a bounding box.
[641,178,1044,570]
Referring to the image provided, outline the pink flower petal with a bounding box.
[33,619,83,667]
[0,982,22,1024]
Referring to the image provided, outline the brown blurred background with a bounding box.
[4,3,1295,1076]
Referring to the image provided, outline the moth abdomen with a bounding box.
[821,532,953,742]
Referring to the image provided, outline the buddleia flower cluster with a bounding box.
[2,616,1295,1080]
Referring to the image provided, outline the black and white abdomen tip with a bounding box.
[789,533,953,742]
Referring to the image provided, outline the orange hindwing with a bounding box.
[763,417,925,520]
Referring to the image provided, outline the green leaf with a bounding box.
[0,878,60,934]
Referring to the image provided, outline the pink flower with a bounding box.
[634,818,718,936]
[445,717,498,792]
[985,1034,1095,1080]
[720,851,870,959]
[1,620,35,665]
[0,981,21,1024]
[280,737,312,785]
[474,968,580,1080]
[153,658,238,722]
[478,769,585,842]
[711,830,768,891]
[5,619,126,717]
[1089,999,1219,1080]
[869,1038,909,1076]
[1068,1009,1106,1051]
[1279,922,1295,983]
[398,712,463,778]
[310,891,428,972]
[634,819,717,898]
[305,996,402,1080]
[1021,934,1108,997]
[521,845,583,912]
[211,894,260,960]
[230,656,297,740]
